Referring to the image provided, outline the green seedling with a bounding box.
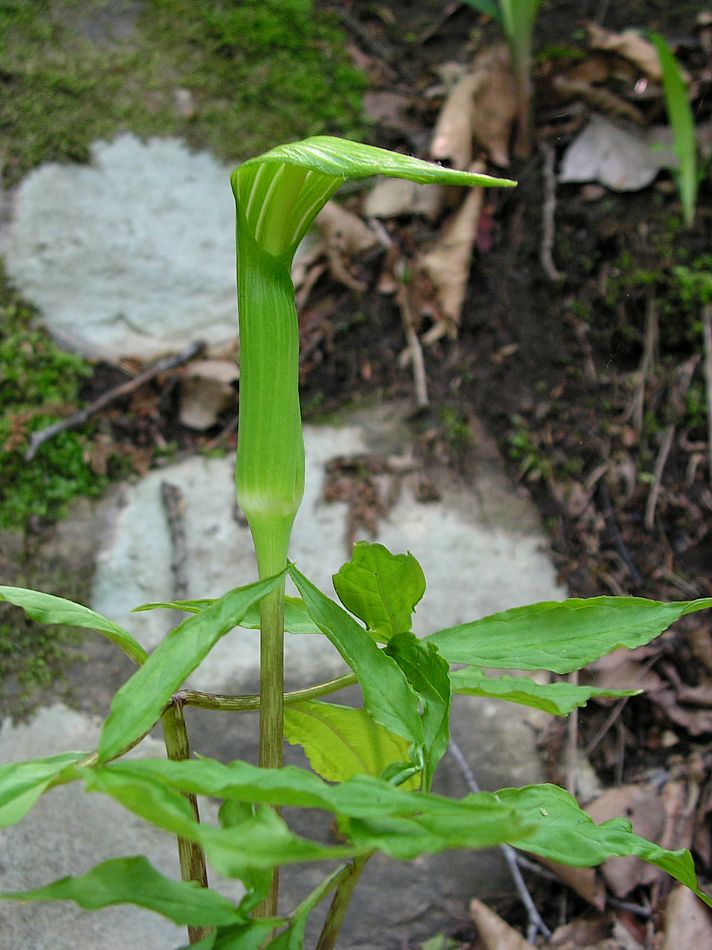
[1,137,711,949]
[463,0,542,156]
[651,32,699,228]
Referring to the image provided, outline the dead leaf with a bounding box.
[538,857,606,910]
[559,114,676,191]
[362,90,419,135]
[652,689,712,736]
[589,647,664,694]
[470,44,518,167]
[431,69,482,169]
[548,913,615,948]
[553,75,645,124]
[364,178,445,220]
[469,898,530,950]
[179,359,239,431]
[314,200,378,292]
[418,163,484,336]
[587,23,670,82]
[661,885,712,948]
[586,784,666,897]
[430,44,517,169]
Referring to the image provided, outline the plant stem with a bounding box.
[315,855,369,950]
[161,698,209,945]
[176,673,357,712]
[256,577,286,919]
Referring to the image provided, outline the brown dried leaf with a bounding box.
[653,689,712,736]
[586,784,666,897]
[586,23,666,82]
[364,178,445,220]
[315,200,378,293]
[470,44,518,167]
[538,857,606,910]
[548,913,614,948]
[589,648,664,694]
[661,885,712,949]
[418,164,484,335]
[179,359,239,431]
[469,898,530,950]
[431,70,482,169]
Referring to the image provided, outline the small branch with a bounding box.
[161,699,209,945]
[597,480,642,587]
[644,424,675,530]
[395,261,429,409]
[315,854,370,950]
[630,292,658,433]
[176,673,357,713]
[25,340,206,461]
[539,142,563,283]
[702,304,712,488]
[448,740,552,943]
[161,482,189,601]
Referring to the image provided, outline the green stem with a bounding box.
[315,855,370,950]
[176,673,357,712]
[161,698,209,945]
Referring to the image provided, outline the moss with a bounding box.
[0,267,107,530]
[0,0,367,186]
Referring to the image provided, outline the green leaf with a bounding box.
[385,634,451,791]
[461,0,502,23]
[84,765,356,879]
[98,572,285,762]
[133,596,321,634]
[428,596,712,674]
[0,855,244,926]
[500,784,712,908]
[87,757,531,863]
[451,668,639,715]
[182,919,284,950]
[332,542,426,641]
[233,136,516,259]
[0,752,84,828]
[0,586,148,666]
[651,32,698,227]
[284,700,416,785]
[289,565,423,745]
[265,866,346,950]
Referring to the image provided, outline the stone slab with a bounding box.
[3,134,238,359]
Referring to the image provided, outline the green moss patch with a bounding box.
[0,0,366,185]
[0,267,107,530]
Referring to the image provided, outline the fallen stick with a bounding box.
[644,423,675,530]
[539,141,563,283]
[448,739,552,943]
[25,340,206,461]
[703,304,712,489]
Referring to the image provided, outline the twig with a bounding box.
[702,304,712,488]
[448,739,552,943]
[539,142,563,283]
[630,292,658,433]
[25,339,206,461]
[567,673,579,796]
[395,261,429,409]
[644,424,675,530]
[597,480,642,586]
[161,482,189,601]
[335,7,399,79]
[418,1,463,43]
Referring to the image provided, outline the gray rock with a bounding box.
[3,135,238,359]
[91,403,565,693]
